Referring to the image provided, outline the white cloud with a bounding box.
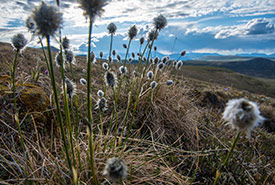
[192,48,275,55]
[215,18,275,39]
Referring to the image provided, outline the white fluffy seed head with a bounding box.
[166,80,173,86]
[222,98,265,138]
[147,71,153,80]
[32,2,63,37]
[65,50,75,64]
[148,30,159,41]
[102,62,109,70]
[176,60,183,69]
[95,97,108,111]
[55,52,65,68]
[119,66,127,74]
[11,33,28,51]
[78,0,108,20]
[97,90,104,97]
[153,57,159,65]
[25,16,36,33]
[153,14,167,30]
[150,81,158,89]
[157,62,165,71]
[104,71,117,88]
[128,25,138,40]
[62,36,70,50]
[80,78,87,85]
[65,77,75,99]
[103,157,127,183]
[107,22,117,34]
[99,51,104,58]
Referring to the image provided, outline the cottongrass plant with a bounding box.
[213,98,265,185]
[78,0,109,183]
[108,23,117,57]
[32,0,73,176]
[10,33,28,153]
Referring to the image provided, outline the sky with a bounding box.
[0,0,275,59]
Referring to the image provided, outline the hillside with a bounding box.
[183,57,275,79]
[0,42,275,184]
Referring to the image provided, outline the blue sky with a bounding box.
[0,0,275,59]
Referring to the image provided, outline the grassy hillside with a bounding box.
[179,65,275,98]
[183,57,275,79]
[1,42,275,184]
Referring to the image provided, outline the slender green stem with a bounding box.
[46,35,72,172]
[39,37,51,76]
[86,18,98,185]
[87,18,94,126]
[70,62,74,80]
[109,34,113,59]
[213,131,241,185]
[123,39,131,66]
[12,49,25,152]
[12,49,19,113]
[143,29,158,77]
[88,127,98,185]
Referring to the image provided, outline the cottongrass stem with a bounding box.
[103,157,127,183]
[108,56,113,63]
[213,98,265,185]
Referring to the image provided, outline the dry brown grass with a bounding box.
[1,42,275,184]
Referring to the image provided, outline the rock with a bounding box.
[0,75,50,122]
